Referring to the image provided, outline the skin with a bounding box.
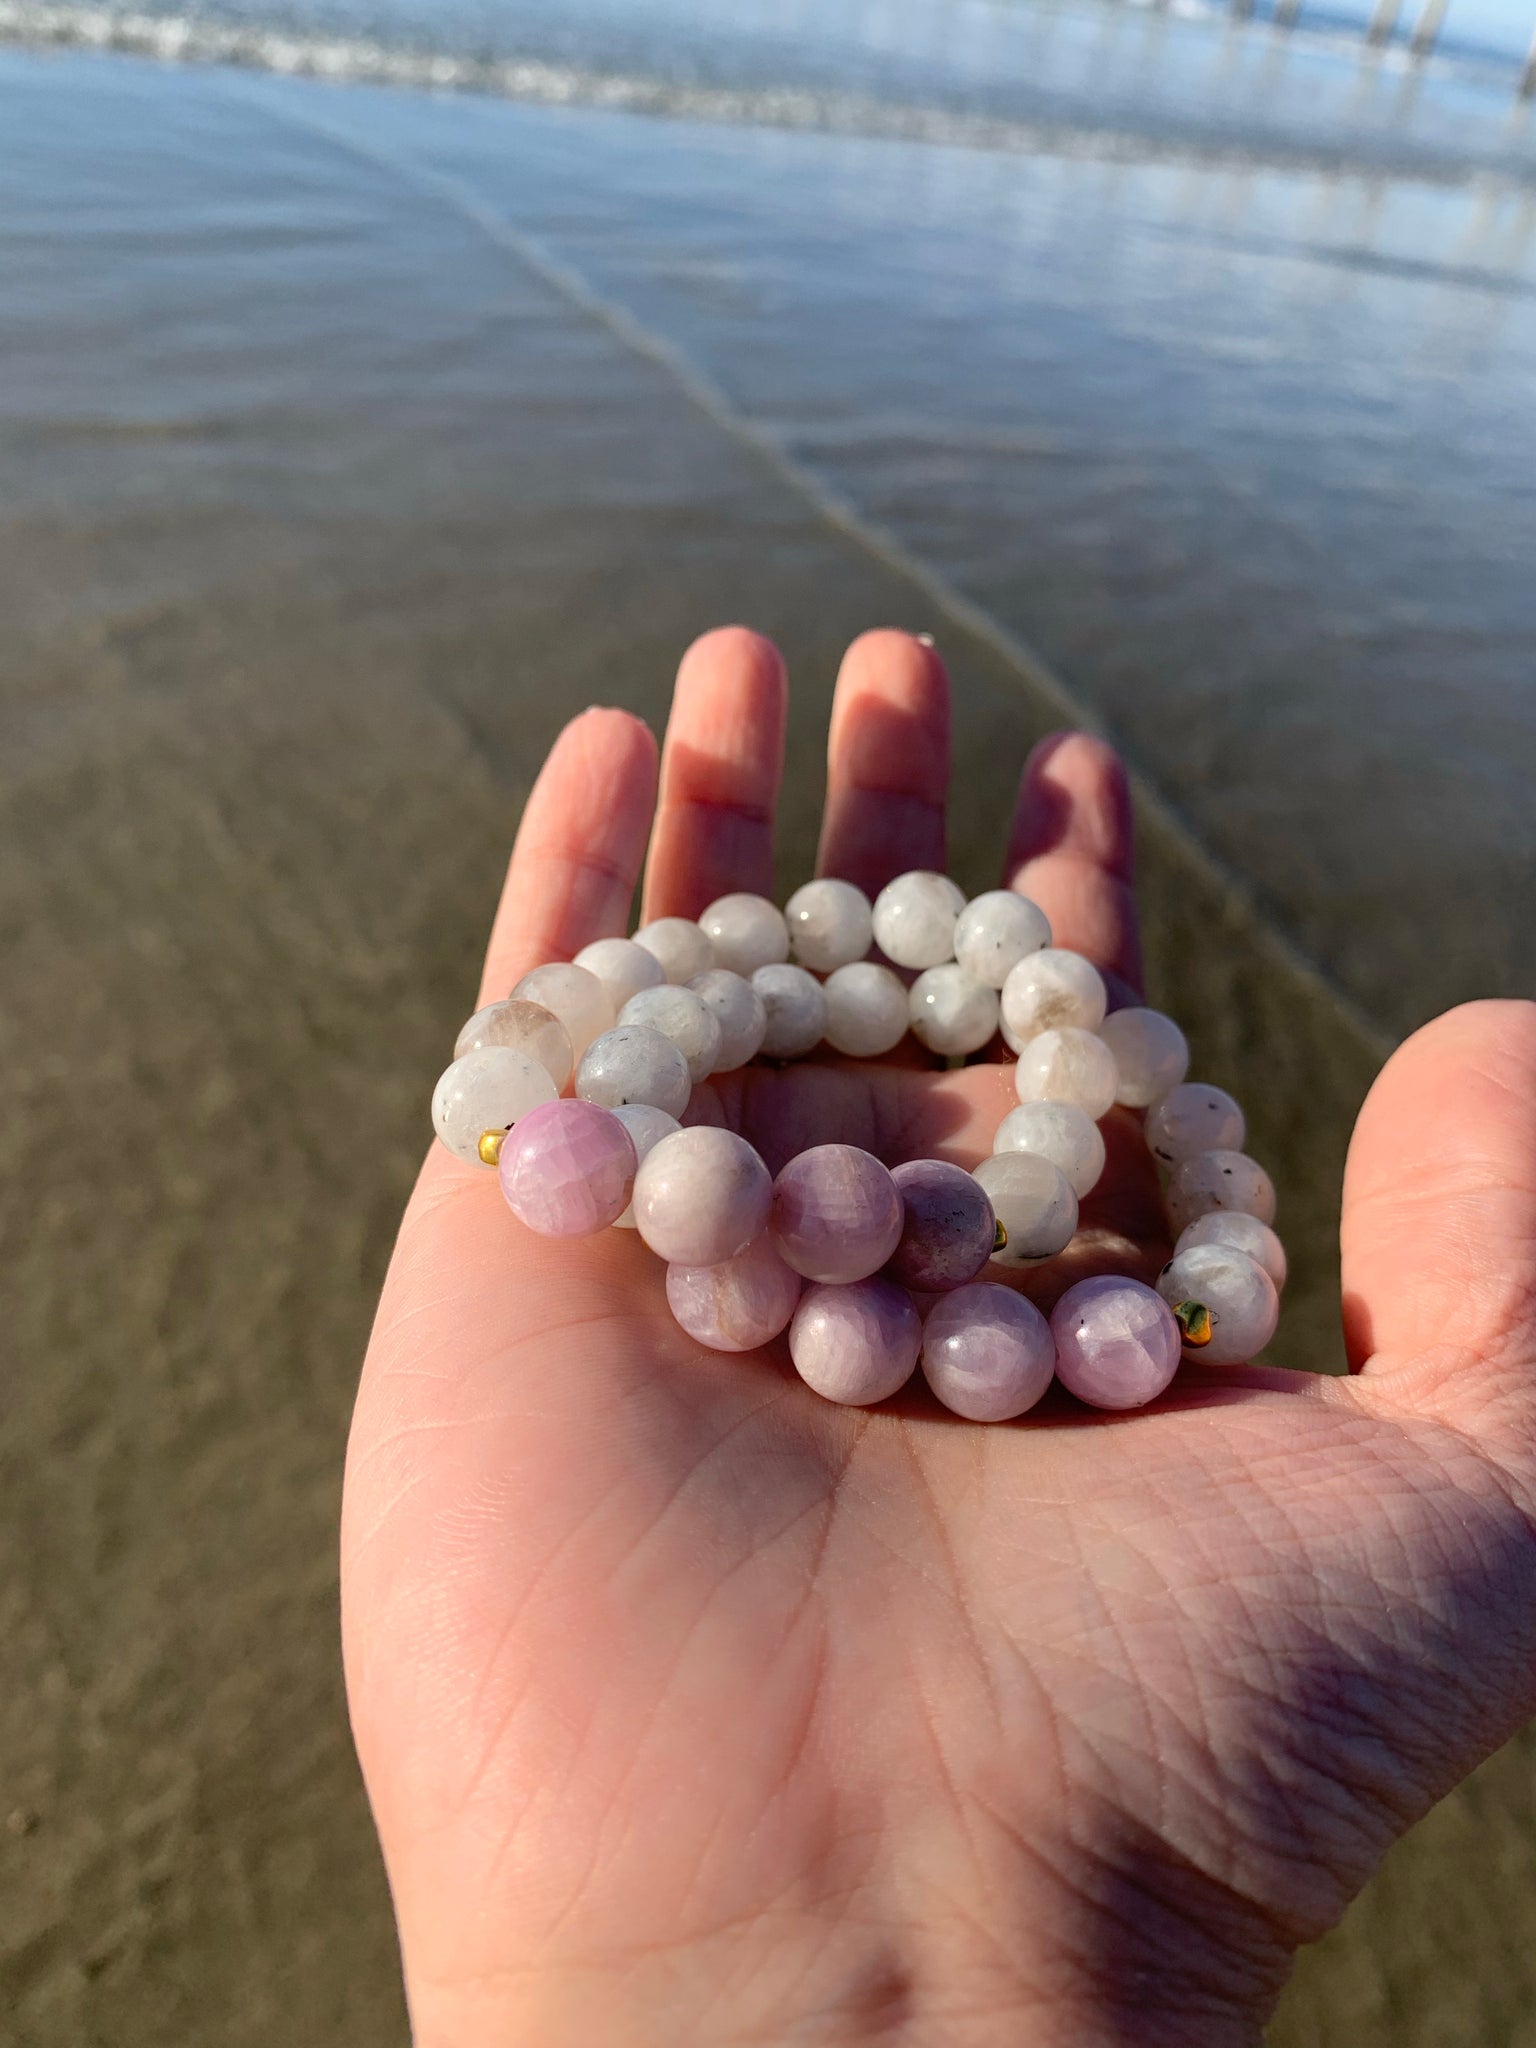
[344,627,1536,2047]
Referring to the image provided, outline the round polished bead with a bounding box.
[1014,1027,1119,1121]
[666,1236,803,1352]
[573,936,666,1013]
[687,969,767,1072]
[453,998,574,1092]
[575,1025,691,1119]
[1145,1083,1246,1166]
[822,962,909,1057]
[789,1278,922,1406]
[698,893,790,978]
[922,1283,1056,1421]
[1166,1150,1277,1234]
[632,1126,772,1267]
[610,1102,682,1228]
[871,870,965,970]
[771,1144,904,1284]
[908,965,1000,1057]
[619,984,722,1084]
[953,891,1051,988]
[973,1152,1078,1263]
[752,964,828,1059]
[992,1100,1106,1199]
[1000,949,1108,1049]
[498,1097,637,1236]
[1157,1243,1279,1365]
[1099,1007,1190,1109]
[886,1160,996,1292]
[432,1046,559,1163]
[785,877,874,973]
[1050,1275,1182,1411]
[1175,1210,1287,1291]
[633,917,716,984]
[510,962,614,1063]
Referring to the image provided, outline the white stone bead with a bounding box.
[632,1126,773,1267]
[1014,1027,1119,1121]
[453,998,573,1092]
[431,1046,557,1163]
[785,877,873,973]
[633,917,716,984]
[575,1025,692,1120]
[752,963,828,1058]
[992,1100,1106,1199]
[698,893,789,978]
[907,964,999,1057]
[822,962,909,1057]
[953,890,1051,988]
[871,870,965,971]
[1166,1150,1277,1234]
[573,936,666,1013]
[1157,1244,1279,1365]
[1176,1210,1287,1291]
[973,1152,1078,1263]
[999,948,1107,1049]
[1145,1083,1245,1166]
[1099,1007,1190,1109]
[510,962,614,1063]
[687,969,767,1072]
[619,984,722,1084]
[610,1102,682,1228]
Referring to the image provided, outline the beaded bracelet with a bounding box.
[431,873,1285,1419]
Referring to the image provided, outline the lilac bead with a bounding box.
[886,1160,996,1292]
[666,1238,803,1353]
[632,1126,773,1267]
[921,1283,1056,1422]
[1050,1275,1182,1411]
[789,1278,922,1406]
[771,1144,904,1284]
[498,1098,637,1237]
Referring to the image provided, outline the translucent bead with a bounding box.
[431,1046,558,1163]
[1014,1027,1119,1121]
[785,877,873,973]
[619,984,722,1084]
[511,962,614,1063]
[1166,1149,1276,1234]
[1099,1007,1190,1109]
[973,1152,1078,1263]
[752,964,828,1059]
[574,1025,691,1119]
[1050,1275,1181,1410]
[822,962,909,1057]
[687,969,767,1072]
[1145,1083,1245,1167]
[1175,1210,1287,1291]
[573,936,666,1013]
[698,893,789,978]
[610,1102,682,1228]
[789,1278,922,1407]
[992,1100,1106,1199]
[908,964,1000,1057]
[666,1237,803,1352]
[453,998,573,1092]
[871,870,965,971]
[922,1282,1056,1421]
[886,1160,996,1292]
[953,890,1051,988]
[1157,1243,1279,1365]
[498,1098,636,1236]
[999,949,1107,1048]
[632,1126,773,1267]
[633,917,715,984]
[771,1144,903,1284]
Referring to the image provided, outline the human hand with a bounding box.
[344,628,1536,2046]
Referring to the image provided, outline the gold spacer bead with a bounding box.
[1174,1299,1214,1348]
[477,1128,508,1168]
[993,1218,1009,1252]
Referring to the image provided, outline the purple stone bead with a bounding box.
[921,1282,1056,1422]
[771,1144,904,1285]
[789,1278,922,1407]
[498,1097,637,1237]
[886,1160,996,1292]
[1049,1275,1182,1411]
[666,1238,804,1353]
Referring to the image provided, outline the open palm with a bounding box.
[345,630,1536,2047]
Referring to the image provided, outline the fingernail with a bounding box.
[916,633,936,648]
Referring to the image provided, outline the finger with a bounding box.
[641,627,787,919]
[477,707,658,1003]
[815,630,950,896]
[1005,731,1142,996]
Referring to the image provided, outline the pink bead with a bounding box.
[498,1098,637,1237]
[921,1283,1056,1421]
[1049,1275,1182,1411]
[886,1159,996,1292]
[789,1278,922,1406]
[771,1144,904,1285]
[666,1238,804,1353]
[632,1126,773,1267]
